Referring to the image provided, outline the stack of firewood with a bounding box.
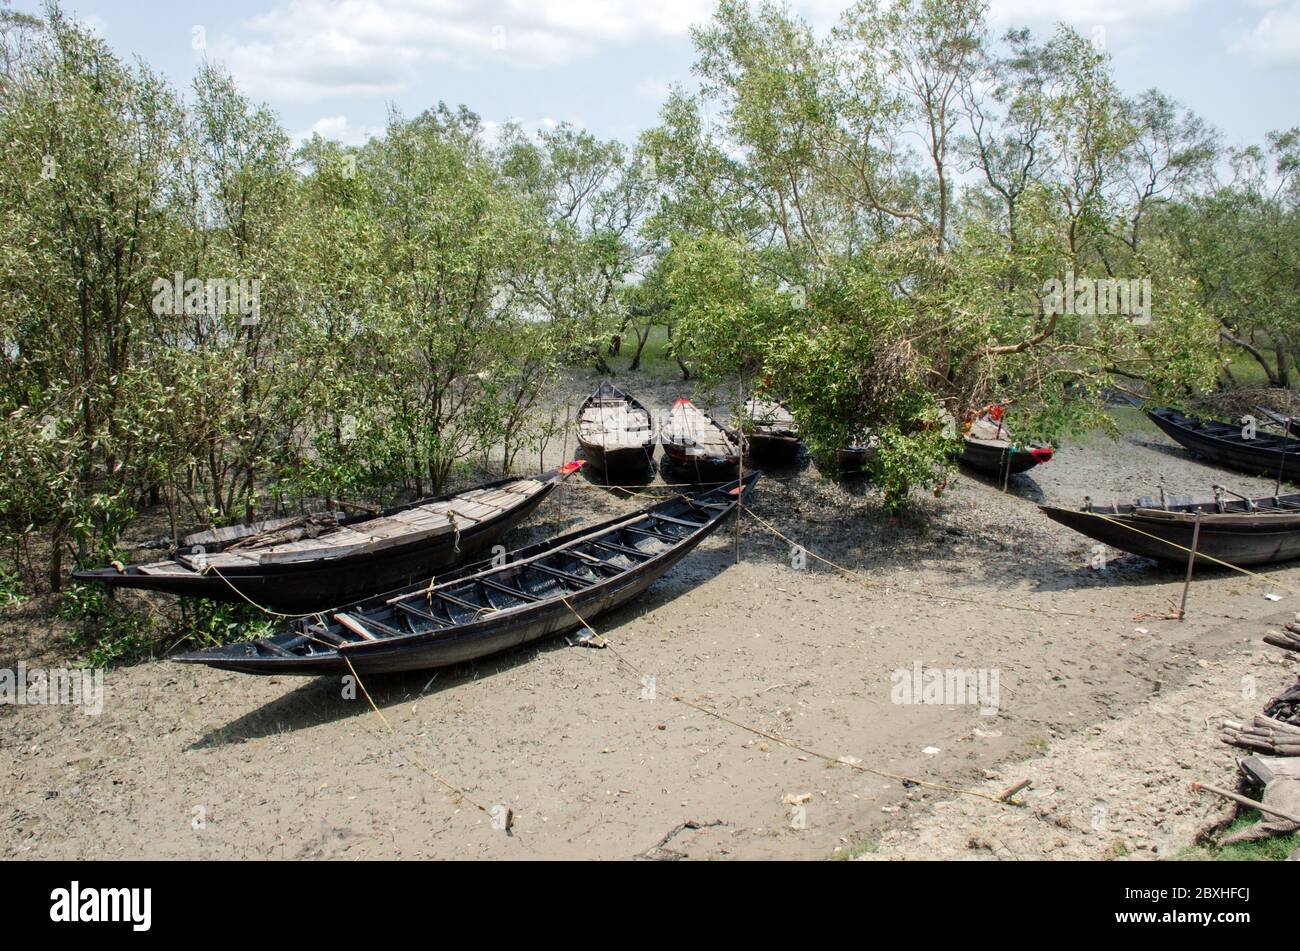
[1222,715,1300,756]
[1264,618,1300,654]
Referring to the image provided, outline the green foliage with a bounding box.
[176,597,276,651]
[0,10,646,661]
[0,564,23,607]
[1177,814,1300,862]
[55,583,158,668]
[642,0,1228,503]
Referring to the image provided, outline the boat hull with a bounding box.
[660,441,740,471]
[960,439,1052,477]
[74,478,558,612]
[176,476,758,675]
[745,432,800,464]
[1041,505,1300,567]
[1148,408,1300,481]
[577,439,655,475]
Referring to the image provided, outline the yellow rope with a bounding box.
[197,563,493,818]
[558,590,1025,807]
[340,653,491,816]
[673,695,1022,805]
[1079,510,1300,596]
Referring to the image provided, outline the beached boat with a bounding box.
[661,398,745,474]
[835,435,878,475]
[172,474,760,675]
[1041,489,1300,567]
[961,409,1053,478]
[738,397,800,464]
[1254,405,1300,439]
[575,380,656,473]
[1148,406,1300,481]
[74,464,582,612]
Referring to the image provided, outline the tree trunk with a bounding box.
[628,323,651,371]
[48,519,65,593]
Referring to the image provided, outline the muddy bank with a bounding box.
[4,396,1299,859]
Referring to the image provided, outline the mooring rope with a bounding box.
[559,591,1026,807]
[196,564,495,819]
[1077,510,1300,598]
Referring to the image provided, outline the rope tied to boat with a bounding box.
[194,562,497,820]
[1074,510,1300,598]
[569,596,1028,808]
[447,508,461,553]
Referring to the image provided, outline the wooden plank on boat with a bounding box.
[136,560,196,576]
[177,550,262,570]
[481,578,542,602]
[335,613,378,641]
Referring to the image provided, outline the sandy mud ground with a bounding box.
[3,378,1298,859]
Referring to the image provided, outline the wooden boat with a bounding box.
[661,398,745,474]
[835,434,878,475]
[738,397,800,463]
[1254,405,1300,438]
[1041,489,1300,567]
[961,410,1053,478]
[575,380,656,473]
[172,474,760,675]
[73,464,582,612]
[1148,406,1300,481]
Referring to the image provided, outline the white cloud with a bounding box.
[988,0,1200,35]
[1230,0,1300,65]
[212,0,714,102]
[633,77,672,101]
[480,115,565,144]
[299,115,385,146]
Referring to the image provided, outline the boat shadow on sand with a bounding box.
[185,545,740,748]
[954,466,1047,503]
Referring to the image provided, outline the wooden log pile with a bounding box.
[1264,618,1300,654]
[1222,714,1300,755]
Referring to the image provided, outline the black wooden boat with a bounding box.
[1148,406,1300,481]
[960,437,1054,477]
[738,397,800,463]
[173,474,760,675]
[74,464,582,612]
[1041,489,1300,567]
[1254,405,1300,438]
[661,398,745,473]
[835,437,878,475]
[575,380,656,473]
[960,411,1053,478]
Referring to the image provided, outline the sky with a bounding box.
[14,0,1300,151]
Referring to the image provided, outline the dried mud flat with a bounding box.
[3,383,1298,860]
